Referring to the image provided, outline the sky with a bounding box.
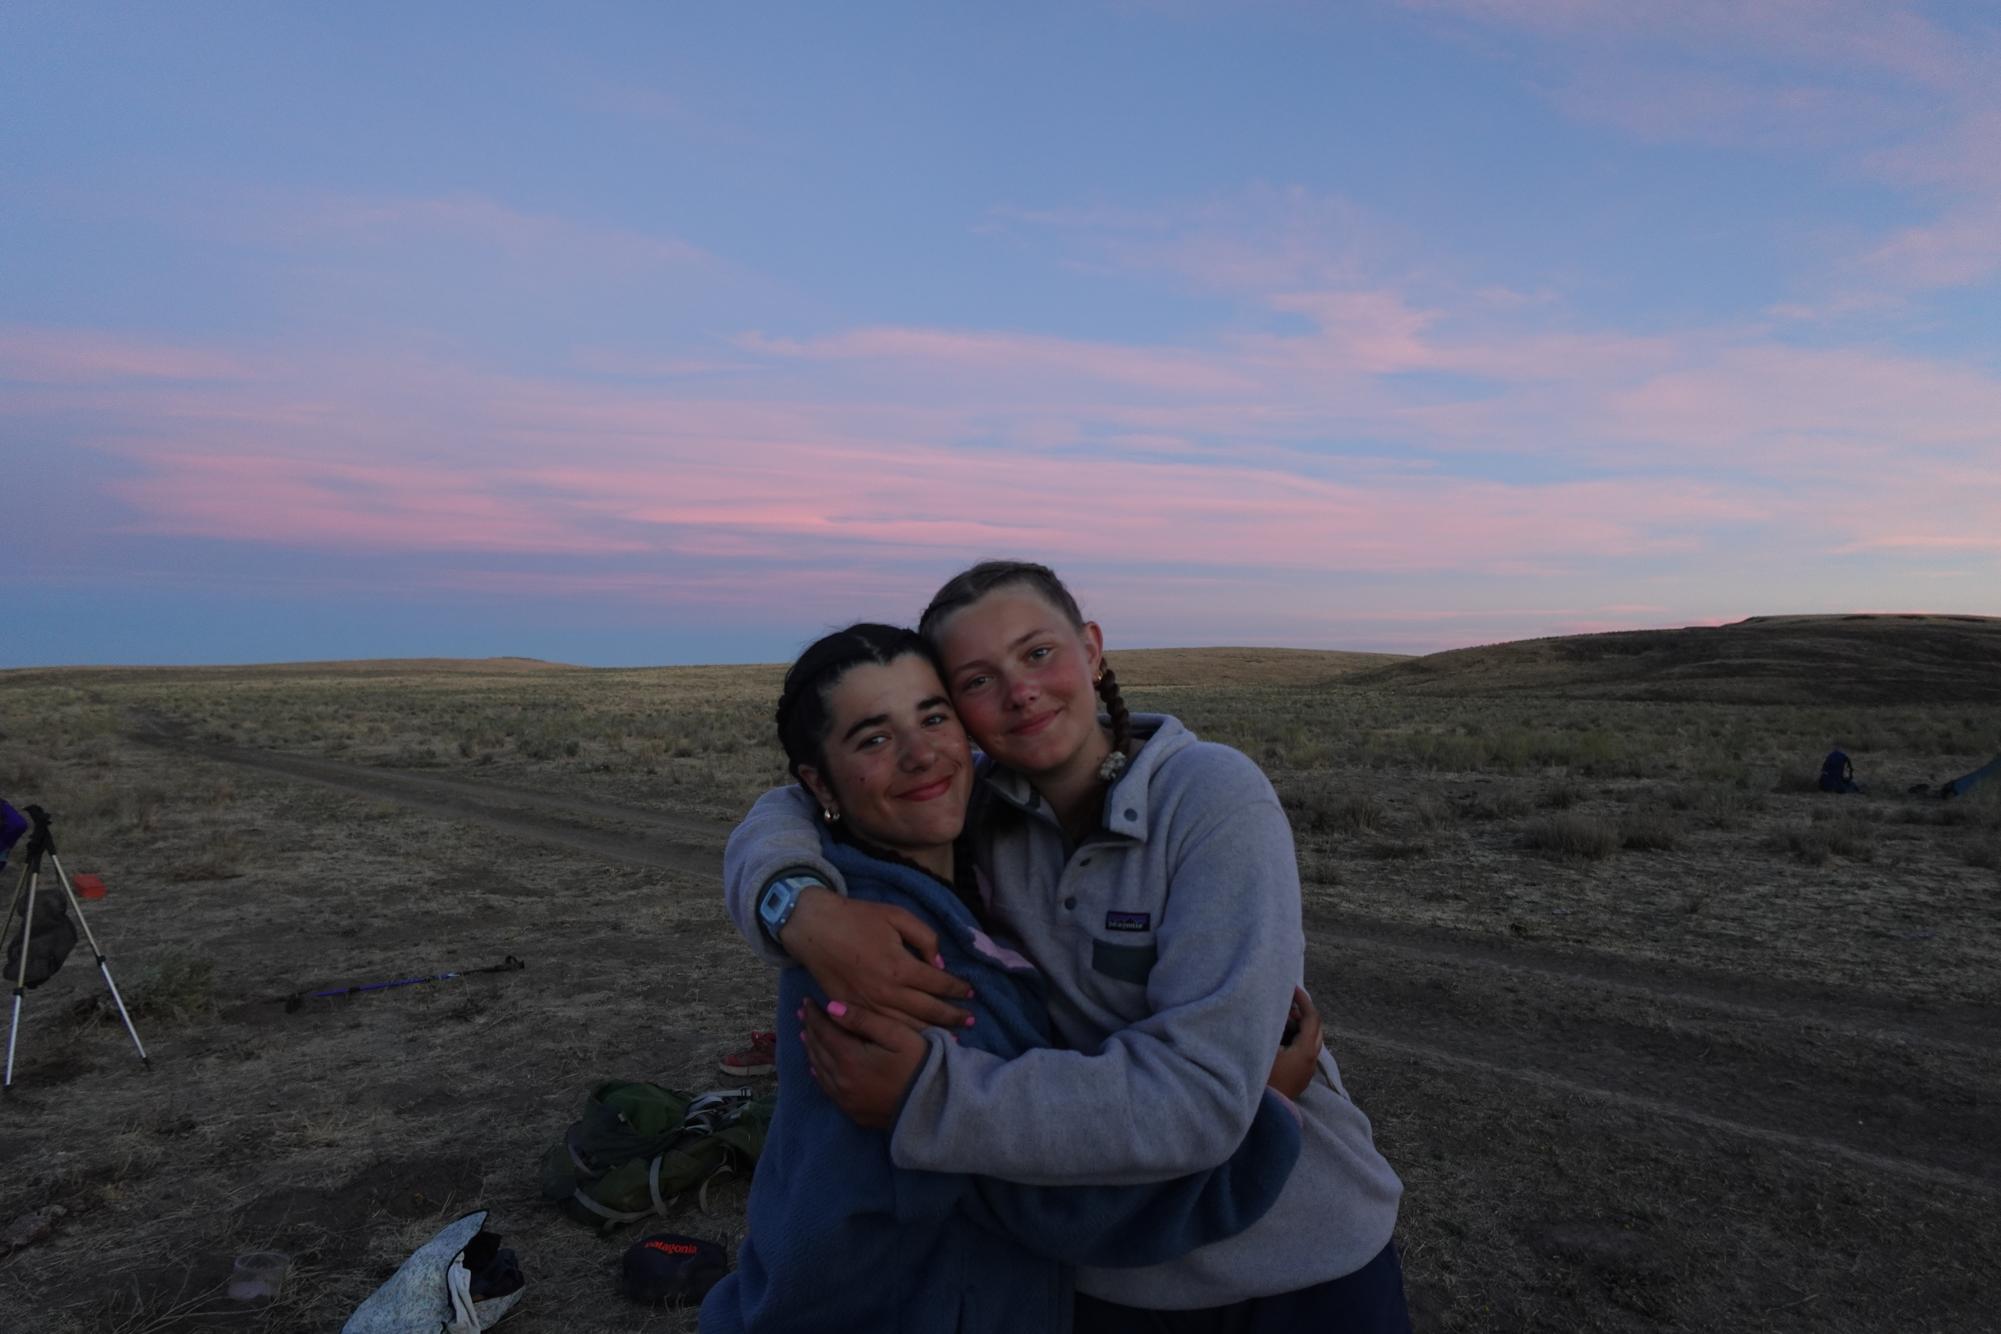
[3,1,1998,667]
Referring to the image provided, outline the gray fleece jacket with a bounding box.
[722,714,1403,1309]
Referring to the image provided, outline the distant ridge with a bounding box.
[1,648,1403,690]
[0,656,579,683]
[1110,646,1407,688]
[1359,614,2001,704]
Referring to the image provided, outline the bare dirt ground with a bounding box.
[3,622,1998,1332]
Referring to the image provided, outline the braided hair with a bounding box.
[919,560,1133,763]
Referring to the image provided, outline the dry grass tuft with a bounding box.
[110,955,219,1024]
[1464,788,1531,821]
[1280,786,1388,837]
[1536,779,1585,810]
[1770,818,1876,866]
[1521,814,1621,860]
[1962,839,2001,871]
[1617,811,1681,852]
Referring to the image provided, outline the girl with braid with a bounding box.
[723,561,1409,1332]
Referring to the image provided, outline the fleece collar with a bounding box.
[980,713,1193,845]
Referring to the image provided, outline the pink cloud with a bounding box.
[1608,344,2001,452]
[0,327,249,383]
[10,310,1996,622]
[105,451,648,555]
[286,191,710,268]
[1861,200,2001,289]
[1401,0,2001,311]
[742,326,1256,393]
[1839,535,2001,554]
[1402,0,1978,91]
[991,186,1385,296]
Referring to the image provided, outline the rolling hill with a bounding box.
[1357,614,2001,704]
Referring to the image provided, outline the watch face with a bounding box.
[761,881,795,923]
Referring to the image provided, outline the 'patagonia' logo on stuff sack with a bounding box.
[1105,910,1150,933]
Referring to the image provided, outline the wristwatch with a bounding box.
[758,873,828,942]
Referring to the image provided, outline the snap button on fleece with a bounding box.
[1122,808,1137,821]
[1063,896,1077,910]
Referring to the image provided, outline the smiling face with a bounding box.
[931,586,1108,781]
[795,653,973,867]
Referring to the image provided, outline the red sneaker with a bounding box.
[719,1030,777,1077]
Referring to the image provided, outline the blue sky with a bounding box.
[4,1,1997,666]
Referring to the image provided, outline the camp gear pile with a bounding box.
[541,1082,774,1228]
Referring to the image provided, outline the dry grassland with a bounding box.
[2,617,1997,1332]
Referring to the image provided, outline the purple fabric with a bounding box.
[0,801,26,856]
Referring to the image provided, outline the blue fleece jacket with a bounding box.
[699,834,1302,1334]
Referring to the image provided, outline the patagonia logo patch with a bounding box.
[1105,910,1151,933]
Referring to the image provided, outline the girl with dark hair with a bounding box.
[700,623,1312,1334]
[724,565,1409,1332]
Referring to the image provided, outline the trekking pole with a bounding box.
[282,955,525,1012]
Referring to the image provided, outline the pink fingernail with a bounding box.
[933,954,946,969]
[827,1001,848,1018]
[962,1014,976,1028]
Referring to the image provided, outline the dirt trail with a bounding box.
[137,727,2000,1201]
[1309,936,2001,1196]
[1330,1024,1998,1198]
[1303,903,2001,1054]
[127,726,726,878]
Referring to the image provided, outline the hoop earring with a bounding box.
[822,807,841,824]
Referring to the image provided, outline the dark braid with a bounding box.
[1096,661,1133,760]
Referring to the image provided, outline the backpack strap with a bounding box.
[569,1187,655,1228]
[647,1155,677,1217]
[697,1163,734,1214]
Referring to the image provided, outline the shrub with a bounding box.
[167,830,248,882]
[1618,812,1680,852]
[1770,818,1875,866]
[88,955,217,1024]
[1408,794,1456,830]
[1537,779,1585,810]
[1281,786,1388,837]
[1665,785,1702,812]
[1362,838,1432,860]
[1666,784,1757,828]
[1466,787,1532,821]
[1521,814,1620,860]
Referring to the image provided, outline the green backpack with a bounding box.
[541,1082,776,1229]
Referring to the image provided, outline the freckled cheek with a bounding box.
[952,697,1004,747]
[837,760,883,804]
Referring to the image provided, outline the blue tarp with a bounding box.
[1942,755,2001,799]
